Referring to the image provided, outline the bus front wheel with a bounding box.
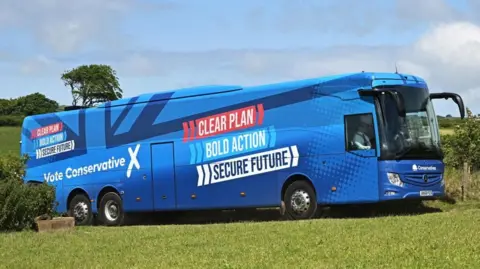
[283,180,318,220]
[98,192,125,226]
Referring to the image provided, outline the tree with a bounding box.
[0,99,15,115]
[445,108,480,169]
[13,93,59,116]
[441,107,480,201]
[61,64,123,107]
[0,94,59,127]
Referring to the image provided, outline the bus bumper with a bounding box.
[379,185,444,201]
[378,160,445,201]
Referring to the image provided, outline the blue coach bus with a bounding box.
[20,72,464,226]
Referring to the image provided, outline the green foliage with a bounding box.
[0,93,59,126]
[0,154,56,232]
[0,99,16,115]
[61,64,123,107]
[441,108,480,169]
[13,93,59,116]
[0,115,24,127]
[439,108,480,201]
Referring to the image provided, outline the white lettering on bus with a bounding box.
[42,144,141,182]
[197,145,299,187]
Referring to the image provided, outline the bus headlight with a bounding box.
[387,173,404,187]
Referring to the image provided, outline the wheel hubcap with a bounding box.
[290,190,311,214]
[105,201,119,221]
[73,202,88,222]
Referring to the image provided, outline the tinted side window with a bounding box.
[345,113,376,151]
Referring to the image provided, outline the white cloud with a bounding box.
[0,0,177,53]
[411,21,480,95]
[415,22,480,66]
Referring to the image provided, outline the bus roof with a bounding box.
[97,71,426,108]
[99,85,244,108]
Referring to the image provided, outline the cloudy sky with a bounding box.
[1,0,479,116]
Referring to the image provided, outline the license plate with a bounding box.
[420,190,433,196]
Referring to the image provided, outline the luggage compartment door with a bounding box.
[151,142,176,210]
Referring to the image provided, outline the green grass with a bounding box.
[1,208,480,268]
[0,127,20,156]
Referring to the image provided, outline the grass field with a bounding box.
[0,127,20,156]
[1,208,480,268]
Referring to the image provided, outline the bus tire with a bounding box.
[68,193,93,226]
[98,192,125,226]
[283,180,318,220]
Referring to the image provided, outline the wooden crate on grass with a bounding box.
[35,216,75,233]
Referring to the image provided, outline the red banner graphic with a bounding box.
[183,104,264,142]
[31,122,63,139]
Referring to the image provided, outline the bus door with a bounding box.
[341,112,380,203]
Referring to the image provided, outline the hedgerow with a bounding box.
[441,108,480,201]
[0,154,56,232]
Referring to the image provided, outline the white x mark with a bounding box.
[126,144,141,178]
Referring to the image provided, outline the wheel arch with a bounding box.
[96,185,121,210]
[281,173,316,201]
[67,187,90,209]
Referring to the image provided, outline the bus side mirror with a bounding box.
[429,92,465,119]
[358,89,406,117]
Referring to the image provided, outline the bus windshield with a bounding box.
[376,85,442,160]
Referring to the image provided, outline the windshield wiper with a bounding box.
[395,142,443,160]
[395,146,412,160]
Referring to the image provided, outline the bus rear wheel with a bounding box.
[68,194,93,226]
[98,192,125,226]
[283,180,318,220]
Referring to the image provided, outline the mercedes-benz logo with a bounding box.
[423,174,428,183]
